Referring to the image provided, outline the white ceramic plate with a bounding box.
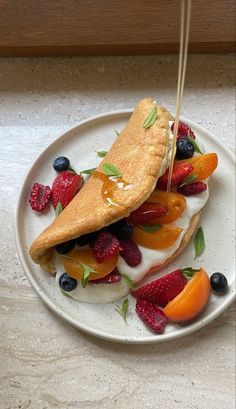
[15,110,235,343]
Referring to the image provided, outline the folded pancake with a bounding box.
[29,97,200,276]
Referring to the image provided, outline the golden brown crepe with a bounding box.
[29,97,199,276]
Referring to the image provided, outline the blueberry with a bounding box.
[55,240,75,254]
[59,273,77,292]
[76,232,98,247]
[109,220,133,240]
[53,156,70,172]
[176,139,194,160]
[210,273,228,293]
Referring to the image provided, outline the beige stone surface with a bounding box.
[0,55,235,409]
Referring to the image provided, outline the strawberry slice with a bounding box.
[128,202,168,224]
[51,171,83,209]
[136,299,168,334]
[132,269,187,307]
[90,268,121,284]
[157,162,193,190]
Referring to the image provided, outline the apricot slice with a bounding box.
[163,268,211,322]
[63,248,118,281]
[176,153,218,181]
[147,189,186,224]
[132,224,182,250]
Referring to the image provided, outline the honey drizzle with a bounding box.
[166,0,192,198]
[93,171,132,208]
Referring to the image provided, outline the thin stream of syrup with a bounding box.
[166,0,191,198]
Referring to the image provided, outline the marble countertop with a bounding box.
[0,55,235,409]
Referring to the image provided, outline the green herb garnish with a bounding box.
[55,202,63,217]
[115,129,120,136]
[96,150,108,158]
[122,275,134,290]
[188,135,203,155]
[115,298,129,323]
[194,226,205,259]
[182,267,200,280]
[143,106,158,129]
[80,167,96,175]
[80,262,97,288]
[139,223,162,233]
[180,174,198,187]
[102,162,122,177]
[69,167,78,175]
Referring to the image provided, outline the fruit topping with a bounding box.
[136,299,168,334]
[163,268,210,322]
[29,183,51,212]
[90,269,121,284]
[176,139,194,160]
[178,181,207,196]
[59,272,77,292]
[210,272,228,293]
[76,232,99,247]
[128,202,168,224]
[188,153,218,181]
[157,162,193,190]
[93,231,121,263]
[120,239,142,266]
[148,190,186,224]
[63,248,118,281]
[55,239,75,254]
[108,220,133,240]
[132,269,187,307]
[53,156,70,172]
[51,171,83,209]
[171,121,195,139]
[132,224,182,250]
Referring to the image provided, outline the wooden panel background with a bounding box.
[0,0,235,56]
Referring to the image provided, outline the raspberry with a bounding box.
[93,231,121,263]
[177,181,207,196]
[29,183,51,212]
[157,162,193,190]
[90,269,121,284]
[120,239,142,267]
[136,299,168,334]
[171,122,195,139]
[51,171,83,209]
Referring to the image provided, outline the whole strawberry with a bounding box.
[51,171,83,209]
[136,299,168,334]
[132,269,187,307]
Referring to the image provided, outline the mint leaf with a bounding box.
[143,106,158,129]
[182,267,200,280]
[102,162,122,177]
[122,275,134,289]
[80,167,96,175]
[80,262,97,288]
[115,129,120,136]
[188,136,203,155]
[69,167,78,175]
[180,174,198,187]
[96,150,108,158]
[194,226,205,259]
[55,202,63,217]
[139,223,162,233]
[115,298,129,323]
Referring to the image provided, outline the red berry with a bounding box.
[136,299,168,334]
[90,269,121,284]
[157,162,193,190]
[120,239,142,267]
[177,181,207,196]
[132,269,187,307]
[93,231,121,263]
[171,122,195,140]
[51,171,83,209]
[29,183,51,212]
[128,202,168,224]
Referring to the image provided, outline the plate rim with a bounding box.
[15,109,236,344]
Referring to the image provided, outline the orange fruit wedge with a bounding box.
[163,268,211,322]
[63,248,118,281]
[175,153,218,181]
[132,224,182,250]
[148,189,186,224]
